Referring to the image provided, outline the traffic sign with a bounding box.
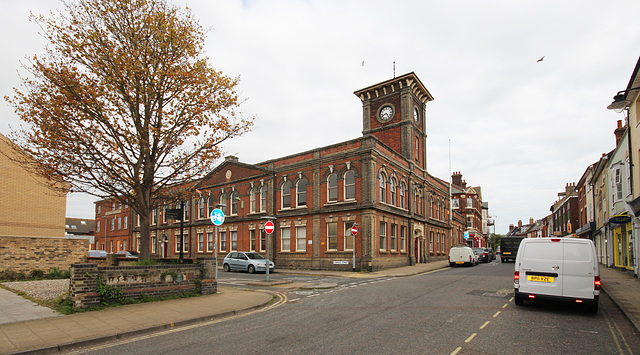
[464,231,469,240]
[210,208,225,226]
[351,225,358,236]
[265,221,275,234]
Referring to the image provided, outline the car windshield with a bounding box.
[128,251,139,256]
[246,253,265,260]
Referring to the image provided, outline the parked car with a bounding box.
[88,250,108,258]
[448,246,478,267]
[223,252,275,274]
[514,237,600,313]
[473,248,491,263]
[116,250,139,258]
[484,247,495,261]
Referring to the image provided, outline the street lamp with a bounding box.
[607,86,640,112]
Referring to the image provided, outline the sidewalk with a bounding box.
[1,260,638,354]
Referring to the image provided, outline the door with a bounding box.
[562,240,596,299]
[518,240,564,297]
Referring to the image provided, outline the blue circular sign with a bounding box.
[210,208,225,226]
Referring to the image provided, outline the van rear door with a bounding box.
[518,239,563,297]
[562,240,597,299]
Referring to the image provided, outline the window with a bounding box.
[151,209,157,225]
[250,188,256,213]
[282,181,292,208]
[152,234,156,253]
[198,198,205,219]
[379,172,386,203]
[380,222,387,250]
[390,178,397,206]
[176,233,188,252]
[207,232,213,252]
[208,195,215,217]
[198,232,204,252]
[429,231,434,254]
[220,231,227,252]
[613,167,623,201]
[260,229,266,251]
[183,200,190,221]
[400,182,406,209]
[111,218,115,231]
[231,190,239,215]
[467,197,473,208]
[452,198,459,209]
[297,178,307,207]
[390,224,397,250]
[296,226,306,251]
[281,227,291,252]
[400,226,406,251]
[96,220,101,233]
[328,222,337,250]
[344,223,354,250]
[260,185,268,212]
[162,204,167,224]
[123,216,128,229]
[231,231,237,251]
[328,173,338,202]
[250,229,256,251]
[344,170,355,200]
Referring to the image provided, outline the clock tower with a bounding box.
[354,72,434,170]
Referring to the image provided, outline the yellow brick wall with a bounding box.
[0,134,67,238]
[0,235,89,273]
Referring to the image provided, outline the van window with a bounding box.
[564,243,591,262]
[522,243,563,260]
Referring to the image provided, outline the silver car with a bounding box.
[222,252,275,274]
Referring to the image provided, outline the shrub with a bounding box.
[29,269,46,279]
[47,267,70,279]
[0,269,26,281]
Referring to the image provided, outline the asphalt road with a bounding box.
[67,260,640,354]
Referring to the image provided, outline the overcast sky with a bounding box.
[2,0,640,234]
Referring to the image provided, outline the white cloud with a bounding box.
[2,0,640,232]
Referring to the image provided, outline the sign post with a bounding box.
[264,220,275,282]
[351,223,358,272]
[210,207,225,282]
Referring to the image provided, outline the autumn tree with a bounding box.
[7,0,253,260]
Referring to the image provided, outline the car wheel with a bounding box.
[248,265,256,274]
[514,295,524,306]
[223,263,230,272]
[449,262,455,267]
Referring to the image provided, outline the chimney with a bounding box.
[614,120,626,146]
[518,220,522,227]
[509,224,514,232]
[530,217,534,224]
[452,171,463,188]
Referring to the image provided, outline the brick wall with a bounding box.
[0,235,89,273]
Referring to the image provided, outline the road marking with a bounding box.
[604,312,633,354]
[509,297,514,302]
[465,333,477,342]
[493,311,501,318]
[288,298,300,303]
[480,321,490,329]
[502,303,508,308]
[450,347,462,355]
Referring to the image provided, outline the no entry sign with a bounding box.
[265,221,275,234]
[351,225,358,236]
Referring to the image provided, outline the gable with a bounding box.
[198,160,270,188]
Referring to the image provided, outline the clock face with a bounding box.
[414,108,419,123]
[380,105,393,121]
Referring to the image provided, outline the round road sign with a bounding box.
[210,208,225,226]
[351,225,358,236]
[265,221,275,234]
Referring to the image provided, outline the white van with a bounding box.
[514,238,600,313]
[448,246,478,267]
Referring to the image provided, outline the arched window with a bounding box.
[328,173,338,202]
[400,182,406,209]
[260,185,268,212]
[282,180,292,208]
[249,187,256,213]
[208,195,215,217]
[198,198,205,219]
[231,190,239,215]
[344,170,355,200]
[297,178,307,207]
[379,172,386,203]
[390,177,397,206]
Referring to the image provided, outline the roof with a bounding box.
[65,218,95,235]
[353,72,434,104]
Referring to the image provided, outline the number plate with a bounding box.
[456,262,464,264]
[503,252,511,255]
[527,275,554,283]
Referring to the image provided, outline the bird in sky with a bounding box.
[537,56,545,62]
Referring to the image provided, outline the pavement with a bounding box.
[0,259,638,354]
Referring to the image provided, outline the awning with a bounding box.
[609,212,632,225]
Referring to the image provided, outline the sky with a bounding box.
[1,0,640,234]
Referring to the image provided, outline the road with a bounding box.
[65,259,640,354]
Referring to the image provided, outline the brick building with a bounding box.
[450,171,486,247]
[0,133,67,238]
[101,73,467,270]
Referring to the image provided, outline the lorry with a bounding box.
[500,236,524,262]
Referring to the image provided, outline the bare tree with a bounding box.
[6,0,253,259]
